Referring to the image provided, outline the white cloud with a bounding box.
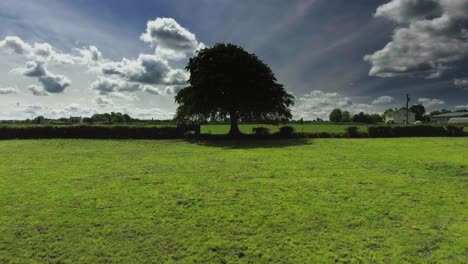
[292,90,376,120]
[143,86,162,95]
[164,85,184,94]
[94,97,114,107]
[14,61,71,93]
[99,54,172,84]
[140,17,203,60]
[454,77,468,88]
[365,0,468,78]
[165,68,189,85]
[374,0,443,23]
[74,45,103,64]
[372,95,394,105]
[0,36,31,55]
[0,36,77,64]
[417,97,445,107]
[0,17,199,119]
[91,77,141,95]
[0,87,17,95]
[455,104,468,109]
[28,85,48,96]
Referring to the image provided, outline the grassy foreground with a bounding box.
[0,139,466,263]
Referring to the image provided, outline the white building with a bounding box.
[384,109,415,124]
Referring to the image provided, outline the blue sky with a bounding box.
[0,0,467,120]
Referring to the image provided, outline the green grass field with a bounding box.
[201,123,366,134]
[0,138,467,263]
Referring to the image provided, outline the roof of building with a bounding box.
[432,112,468,118]
[447,117,468,124]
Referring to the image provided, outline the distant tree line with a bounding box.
[329,105,468,125]
[83,112,134,124]
[329,109,383,124]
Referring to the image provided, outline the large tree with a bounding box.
[175,43,294,136]
[329,108,343,122]
[410,104,425,121]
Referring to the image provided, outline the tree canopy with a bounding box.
[329,109,343,122]
[175,43,294,136]
[409,104,425,121]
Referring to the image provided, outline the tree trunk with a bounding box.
[228,112,240,137]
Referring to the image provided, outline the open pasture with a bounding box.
[0,138,466,263]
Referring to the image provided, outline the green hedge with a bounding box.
[0,125,200,139]
[367,125,465,138]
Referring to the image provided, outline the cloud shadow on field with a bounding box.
[187,138,313,149]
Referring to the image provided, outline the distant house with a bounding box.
[431,112,468,124]
[69,116,82,124]
[384,109,415,124]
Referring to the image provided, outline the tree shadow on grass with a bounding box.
[186,138,313,149]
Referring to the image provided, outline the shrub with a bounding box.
[368,125,448,138]
[318,132,332,138]
[345,126,360,138]
[368,126,393,138]
[278,126,295,138]
[183,131,197,140]
[446,126,464,137]
[252,127,270,137]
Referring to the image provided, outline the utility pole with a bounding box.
[406,93,410,125]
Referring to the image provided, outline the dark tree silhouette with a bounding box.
[175,43,294,136]
[342,111,351,122]
[410,104,425,121]
[329,108,343,122]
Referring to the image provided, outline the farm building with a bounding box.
[447,117,468,124]
[431,112,468,124]
[69,116,82,124]
[384,109,415,124]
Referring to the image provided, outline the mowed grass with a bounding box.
[201,123,366,134]
[0,138,467,263]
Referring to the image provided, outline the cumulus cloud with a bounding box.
[374,0,443,23]
[1,17,200,119]
[97,53,189,90]
[0,87,17,95]
[0,36,106,67]
[140,17,204,60]
[15,61,71,93]
[365,0,468,78]
[0,36,31,55]
[143,86,162,95]
[372,95,394,104]
[94,97,114,107]
[28,85,48,96]
[91,77,142,95]
[293,90,375,120]
[165,69,189,85]
[417,97,445,107]
[164,85,184,94]
[99,54,172,84]
[74,45,102,64]
[0,36,75,64]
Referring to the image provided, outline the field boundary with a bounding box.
[0,124,466,139]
